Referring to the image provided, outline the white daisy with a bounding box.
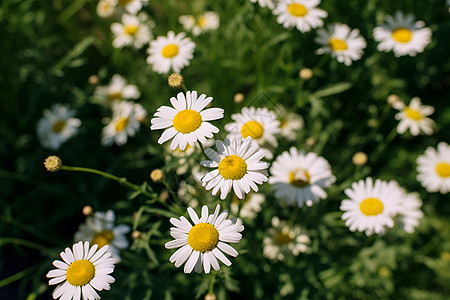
[263,217,311,261]
[94,74,140,107]
[146,31,196,74]
[269,147,335,207]
[150,91,224,151]
[230,192,265,219]
[250,0,276,9]
[74,210,131,263]
[200,137,270,200]
[315,23,367,66]
[111,13,152,49]
[273,0,327,33]
[225,107,280,159]
[165,204,244,274]
[416,142,450,194]
[275,104,304,141]
[340,177,404,236]
[117,0,148,15]
[96,0,116,18]
[47,241,115,300]
[179,12,220,36]
[37,103,81,150]
[373,11,432,57]
[393,97,435,136]
[397,191,423,234]
[102,101,144,146]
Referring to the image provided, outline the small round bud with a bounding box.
[88,75,99,85]
[387,94,400,105]
[205,294,216,300]
[168,73,184,89]
[299,68,313,80]
[82,205,93,216]
[44,156,62,172]
[150,169,164,183]
[306,137,315,146]
[352,152,368,166]
[233,93,245,104]
[132,230,141,239]
[159,190,169,202]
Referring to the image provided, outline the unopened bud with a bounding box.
[88,75,99,85]
[387,94,400,105]
[299,68,313,80]
[82,205,93,216]
[150,169,164,183]
[234,93,245,104]
[168,73,184,89]
[205,294,216,300]
[132,230,141,239]
[352,152,368,166]
[306,137,315,146]
[44,156,62,172]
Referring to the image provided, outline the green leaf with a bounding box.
[312,82,352,98]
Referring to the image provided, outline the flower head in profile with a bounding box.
[94,74,140,107]
[397,191,423,234]
[250,0,276,9]
[273,0,328,33]
[37,103,81,150]
[165,205,244,274]
[274,104,304,141]
[263,217,311,261]
[102,101,146,146]
[179,12,220,36]
[75,210,131,263]
[393,97,435,136]
[374,11,432,57]
[340,177,404,236]
[269,147,335,207]
[47,241,115,300]
[117,0,148,15]
[150,91,223,150]
[315,23,366,66]
[146,31,195,74]
[200,137,270,200]
[111,13,153,49]
[96,0,116,18]
[416,142,450,194]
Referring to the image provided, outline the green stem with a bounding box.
[182,84,188,93]
[313,55,329,71]
[162,178,180,205]
[60,165,154,198]
[0,237,48,252]
[208,272,216,295]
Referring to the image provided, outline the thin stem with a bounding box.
[208,272,216,295]
[182,84,188,93]
[0,263,42,288]
[372,127,398,158]
[162,178,180,205]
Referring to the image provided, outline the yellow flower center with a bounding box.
[289,169,310,187]
[288,3,308,17]
[118,0,133,6]
[218,155,248,180]
[188,223,219,253]
[435,162,450,178]
[404,107,422,121]
[108,91,122,101]
[172,109,202,133]
[161,44,179,58]
[198,16,207,28]
[124,25,139,36]
[115,117,128,132]
[91,230,114,248]
[392,27,412,43]
[66,260,95,287]
[329,38,348,51]
[275,232,293,245]
[52,120,67,133]
[241,120,264,139]
[359,197,384,216]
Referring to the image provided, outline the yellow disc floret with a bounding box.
[436,162,450,178]
[115,117,128,132]
[404,107,422,121]
[359,197,384,216]
[66,260,95,287]
[91,230,114,248]
[218,155,248,180]
[241,121,264,139]
[329,38,348,51]
[188,223,219,253]
[118,0,133,6]
[108,91,122,101]
[275,232,293,245]
[288,3,308,17]
[52,120,67,133]
[172,109,202,133]
[161,44,179,58]
[289,169,311,187]
[124,25,139,36]
[392,27,412,43]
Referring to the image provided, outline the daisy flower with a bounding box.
[179,12,220,36]
[315,23,367,66]
[224,107,280,159]
[146,31,196,74]
[150,91,224,151]
[269,147,335,207]
[47,241,115,300]
[102,101,144,146]
[117,0,148,15]
[230,192,265,219]
[96,0,116,18]
[340,177,404,236]
[111,13,152,49]
[273,0,328,33]
[393,97,435,136]
[200,137,270,200]
[37,103,81,150]
[94,74,140,107]
[275,104,304,141]
[74,210,131,262]
[263,217,311,261]
[250,0,276,9]
[416,142,450,194]
[165,204,244,274]
[373,11,432,57]
[397,191,423,234]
